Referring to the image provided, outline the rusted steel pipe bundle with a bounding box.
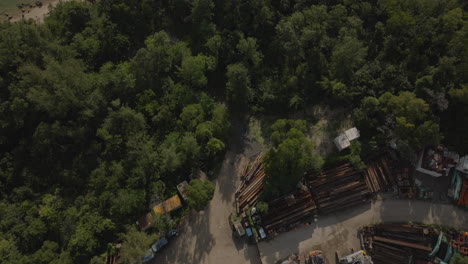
[306,162,371,213]
[262,188,316,233]
[235,154,266,213]
[360,224,443,264]
[363,155,395,193]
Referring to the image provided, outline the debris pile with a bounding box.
[262,187,316,235]
[304,250,326,264]
[235,154,266,213]
[395,167,415,198]
[452,170,468,207]
[363,154,395,193]
[307,162,371,214]
[360,224,466,264]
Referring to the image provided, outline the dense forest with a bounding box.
[0,0,467,263]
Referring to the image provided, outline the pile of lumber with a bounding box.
[360,224,440,264]
[262,187,316,233]
[363,154,395,193]
[235,154,266,213]
[307,162,370,214]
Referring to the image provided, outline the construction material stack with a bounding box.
[451,232,468,256]
[306,162,371,214]
[363,154,395,193]
[262,187,316,235]
[235,154,266,213]
[360,223,464,264]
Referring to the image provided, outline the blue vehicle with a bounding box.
[166,229,178,239]
[151,237,168,253]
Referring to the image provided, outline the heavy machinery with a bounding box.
[305,250,325,264]
[340,250,373,264]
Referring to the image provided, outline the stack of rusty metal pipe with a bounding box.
[262,187,316,233]
[235,154,266,213]
[363,154,395,193]
[360,224,438,264]
[306,162,371,214]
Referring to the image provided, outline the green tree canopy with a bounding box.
[185,179,215,211]
[263,119,323,198]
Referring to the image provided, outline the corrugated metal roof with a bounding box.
[334,133,350,151]
[137,213,152,231]
[153,195,182,215]
[344,127,360,141]
[334,127,360,151]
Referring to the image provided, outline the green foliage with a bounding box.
[348,141,367,170]
[178,55,214,88]
[452,254,468,264]
[256,201,269,214]
[206,138,225,157]
[0,238,23,264]
[379,91,440,150]
[67,211,115,261]
[180,104,205,131]
[263,119,322,198]
[119,226,158,264]
[0,0,467,261]
[226,63,252,108]
[185,179,215,211]
[237,36,263,68]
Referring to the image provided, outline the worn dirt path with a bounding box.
[153,119,263,264]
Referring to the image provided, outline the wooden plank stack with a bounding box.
[360,224,439,264]
[235,154,266,213]
[262,187,317,233]
[306,162,371,214]
[363,154,395,193]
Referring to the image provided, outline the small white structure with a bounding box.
[334,127,360,151]
[340,250,374,264]
[456,156,468,173]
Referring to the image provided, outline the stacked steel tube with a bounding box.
[262,187,316,234]
[361,224,443,264]
[306,162,371,214]
[235,154,266,213]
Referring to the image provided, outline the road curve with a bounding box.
[258,198,468,263]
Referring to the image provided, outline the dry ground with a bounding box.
[258,197,468,264]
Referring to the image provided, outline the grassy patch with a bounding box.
[248,117,265,144]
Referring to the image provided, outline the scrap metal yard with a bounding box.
[232,149,468,264]
[257,199,468,264]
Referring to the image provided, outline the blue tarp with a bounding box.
[444,244,453,263]
[429,232,444,258]
[453,171,462,200]
[246,227,253,237]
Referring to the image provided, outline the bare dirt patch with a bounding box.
[305,104,354,157]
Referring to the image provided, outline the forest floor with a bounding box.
[0,0,72,23]
[152,117,264,264]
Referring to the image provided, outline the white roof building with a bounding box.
[456,156,468,174]
[334,127,360,151]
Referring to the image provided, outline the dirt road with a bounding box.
[153,119,263,264]
[9,0,73,23]
[258,198,468,263]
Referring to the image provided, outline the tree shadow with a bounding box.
[152,207,215,264]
